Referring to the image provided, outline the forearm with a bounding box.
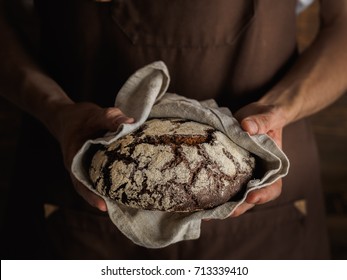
[259,8,347,125]
[0,6,73,137]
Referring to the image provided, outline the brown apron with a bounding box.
[2,0,330,259]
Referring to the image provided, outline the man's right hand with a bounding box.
[50,102,135,211]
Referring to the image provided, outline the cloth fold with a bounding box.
[72,61,290,248]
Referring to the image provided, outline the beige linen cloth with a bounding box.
[72,61,290,248]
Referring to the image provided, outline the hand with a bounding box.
[231,102,287,217]
[50,102,135,211]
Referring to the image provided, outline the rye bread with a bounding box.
[89,118,255,212]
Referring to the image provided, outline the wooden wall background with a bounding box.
[0,0,346,259]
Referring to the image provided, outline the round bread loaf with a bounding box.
[89,118,255,212]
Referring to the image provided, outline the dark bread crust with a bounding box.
[89,118,255,212]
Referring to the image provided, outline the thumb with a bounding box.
[100,107,135,131]
[241,114,283,147]
[240,119,259,135]
[241,114,272,135]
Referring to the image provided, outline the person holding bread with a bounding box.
[1,0,346,259]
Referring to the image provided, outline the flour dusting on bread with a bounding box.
[89,118,255,212]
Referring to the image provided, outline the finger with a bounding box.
[72,177,107,212]
[230,202,255,217]
[240,119,259,135]
[240,107,287,137]
[112,115,135,128]
[100,108,135,131]
[241,114,273,136]
[241,115,283,149]
[245,180,282,205]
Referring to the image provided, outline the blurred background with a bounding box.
[0,0,346,259]
[296,1,347,259]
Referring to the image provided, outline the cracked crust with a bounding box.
[89,118,255,212]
